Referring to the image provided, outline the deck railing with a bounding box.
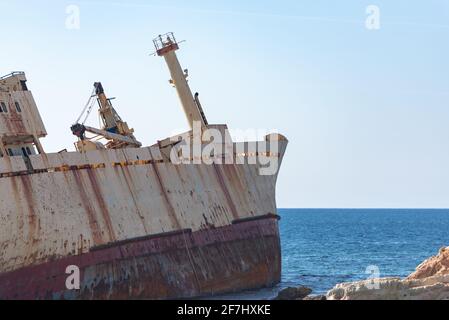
[0,71,25,80]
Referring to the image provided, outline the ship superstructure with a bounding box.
[0,33,288,299]
[0,72,46,159]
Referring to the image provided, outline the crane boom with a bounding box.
[71,82,141,152]
[71,124,142,147]
[83,125,142,147]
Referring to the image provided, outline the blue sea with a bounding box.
[213,208,449,300]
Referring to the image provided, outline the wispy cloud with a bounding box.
[74,0,449,29]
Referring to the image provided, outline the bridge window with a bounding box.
[8,149,13,156]
[0,102,7,113]
[26,147,32,155]
[15,102,22,112]
[20,80,28,91]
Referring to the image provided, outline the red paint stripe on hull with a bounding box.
[0,216,281,300]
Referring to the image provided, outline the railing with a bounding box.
[0,71,25,80]
[153,32,178,51]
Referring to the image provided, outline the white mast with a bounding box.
[154,33,207,129]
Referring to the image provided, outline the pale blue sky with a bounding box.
[1,0,448,208]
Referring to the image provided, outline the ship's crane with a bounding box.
[71,82,141,152]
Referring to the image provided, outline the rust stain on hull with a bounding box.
[212,164,239,220]
[116,166,149,234]
[18,175,39,246]
[150,162,181,230]
[85,169,116,242]
[71,170,105,246]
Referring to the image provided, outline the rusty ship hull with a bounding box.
[0,34,288,299]
[0,140,287,300]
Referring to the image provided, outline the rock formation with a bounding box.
[326,247,449,300]
[408,247,449,280]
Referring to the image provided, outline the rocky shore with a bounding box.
[275,246,449,300]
